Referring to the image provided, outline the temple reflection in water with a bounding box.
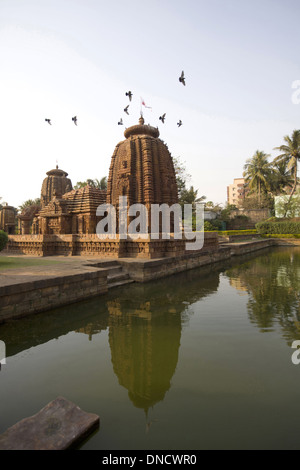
[3,248,300,415]
[107,298,181,411]
[105,270,220,411]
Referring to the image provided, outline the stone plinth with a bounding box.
[5,232,219,258]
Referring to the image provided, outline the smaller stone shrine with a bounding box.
[35,185,106,235]
[40,166,73,208]
[18,204,41,235]
[0,204,16,234]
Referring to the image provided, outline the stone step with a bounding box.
[107,265,123,276]
[85,261,134,289]
[108,271,127,280]
[107,266,134,289]
[108,271,130,283]
[108,278,135,289]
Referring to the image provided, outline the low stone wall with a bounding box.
[0,268,108,323]
[266,238,300,247]
[229,238,275,256]
[118,247,231,282]
[227,208,270,230]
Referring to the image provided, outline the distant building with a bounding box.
[227,178,247,207]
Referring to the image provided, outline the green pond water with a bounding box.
[1,246,300,450]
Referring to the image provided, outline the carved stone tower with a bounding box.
[106,116,178,232]
[40,165,73,208]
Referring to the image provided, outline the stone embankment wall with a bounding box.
[119,239,275,282]
[0,268,107,324]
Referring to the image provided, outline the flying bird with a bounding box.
[177,120,183,127]
[124,105,129,115]
[72,116,78,125]
[159,113,166,123]
[45,119,52,125]
[179,70,186,86]
[125,91,133,101]
[118,118,123,125]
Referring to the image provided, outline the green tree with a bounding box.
[19,198,41,213]
[275,190,300,218]
[74,177,107,190]
[243,150,272,204]
[205,201,223,213]
[179,186,206,209]
[269,159,294,196]
[172,156,191,199]
[220,204,237,223]
[242,193,274,211]
[273,129,300,212]
[179,186,206,231]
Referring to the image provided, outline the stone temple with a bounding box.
[7,116,217,258]
[107,116,178,207]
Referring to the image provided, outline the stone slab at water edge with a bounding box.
[0,396,100,450]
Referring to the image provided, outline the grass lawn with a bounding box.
[0,256,65,270]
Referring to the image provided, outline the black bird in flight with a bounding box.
[118,118,123,125]
[177,120,183,127]
[72,116,78,125]
[179,70,186,86]
[125,91,133,101]
[159,113,166,123]
[45,118,52,125]
[124,105,129,115]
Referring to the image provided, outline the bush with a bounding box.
[256,221,300,235]
[204,221,218,231]
[209,219,223,230]
[0,230,8,251]
[261,234,300,239]
[218,230,257,236]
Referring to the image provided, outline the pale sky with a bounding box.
[1,0,300,209]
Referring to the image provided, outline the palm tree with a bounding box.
[273,129,300,204]
[96,177,107,190]
[18,198,41,212]
[269,160,294,196]
[243,150,272,204]
[179,186,206,209]
[74,177,107,190]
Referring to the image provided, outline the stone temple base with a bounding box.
[5,233,218,259]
